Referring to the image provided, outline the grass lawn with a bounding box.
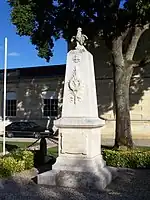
[102,145,150,151]
[0,141,35,152]
[133,146,150,151]
[48,146,58,157]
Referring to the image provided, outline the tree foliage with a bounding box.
[8,0,150,148]
[8,0,150,61]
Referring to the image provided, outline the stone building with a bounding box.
[0,65,65,134]
[1,30,150,139]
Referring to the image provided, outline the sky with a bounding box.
[0,0,67,69]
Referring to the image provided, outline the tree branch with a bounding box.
[112,36,124,67]
[125,24,149,61]
[129,55,150,68]
[121,27,130,41]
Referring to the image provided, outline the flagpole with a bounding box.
[3,37,8,155]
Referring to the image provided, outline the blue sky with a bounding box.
[0,1,67,69]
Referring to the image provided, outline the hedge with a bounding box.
[1,147,150,178]
[48,146,150,169]
[102,149,150,168]
[0,149,34,178]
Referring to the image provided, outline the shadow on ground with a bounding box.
[0,168,150,200]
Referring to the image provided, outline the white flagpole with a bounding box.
[3,37,8,156]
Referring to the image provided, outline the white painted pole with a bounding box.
[3,37,8,156]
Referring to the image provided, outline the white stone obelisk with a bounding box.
[37,28,116,190]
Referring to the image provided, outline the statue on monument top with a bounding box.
[71,27,88,50]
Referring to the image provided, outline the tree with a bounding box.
[8,0,150,148]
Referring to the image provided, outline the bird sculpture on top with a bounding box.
[71,27,88,50]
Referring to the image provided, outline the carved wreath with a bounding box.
[68,67,81,104]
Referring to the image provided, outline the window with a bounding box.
[43,99,58,117]
[41,91,58,117]
[6,92,17,117]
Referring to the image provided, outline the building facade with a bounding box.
[0,65,65,134]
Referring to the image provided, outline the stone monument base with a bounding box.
[37,155,117,190]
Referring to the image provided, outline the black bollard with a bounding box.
[40,137,47,165]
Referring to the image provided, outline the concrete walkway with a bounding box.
[0,168,149,200]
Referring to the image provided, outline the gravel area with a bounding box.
[0,168,150,200]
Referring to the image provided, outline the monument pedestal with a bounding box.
[37,117,116,190]
[37,157,115,190]
[37,28,117,190]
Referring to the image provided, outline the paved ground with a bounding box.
[0,168,149,200]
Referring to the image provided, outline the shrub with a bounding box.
[11,149,34,169]
[0,150,34,178]
[102,149,150,168]
[0,157,25,178]
[22,150,34,169]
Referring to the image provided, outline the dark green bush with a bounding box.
[0,150,34,178]
[102,149,150,168]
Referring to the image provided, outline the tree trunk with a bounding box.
[113,63,134,148]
